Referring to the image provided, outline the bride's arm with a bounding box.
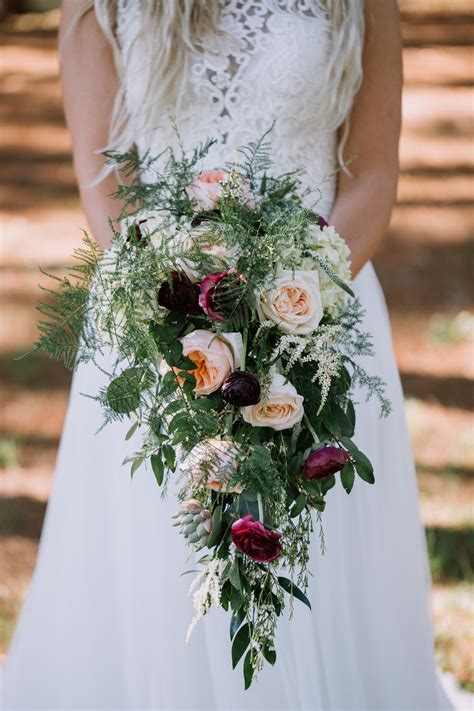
[330,0,403,277]
[59,1,124,249]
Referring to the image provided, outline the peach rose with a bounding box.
[241,373,304,431]
[177,329,243,395]
[181,438,242,493]
[257,269,323,335]
[187,170,229,211]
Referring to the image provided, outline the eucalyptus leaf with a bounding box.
[277,576,311,610]
[290,493,307,518]
[243,649,255,690]
[231,622,251,669]
[228,557,241,591]
[150,454,164,486]
[340,460,355,494]
[230,608,245,640]
[125,421,139,440]
[263,644,276,666]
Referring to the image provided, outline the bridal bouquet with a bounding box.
[33,130,390,688]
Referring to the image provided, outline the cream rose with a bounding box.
[257,269,323,335]
[181,438,242,493]
[166,329,242,396]
[241,373,304,431]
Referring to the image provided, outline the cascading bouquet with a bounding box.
[32,129,390,688]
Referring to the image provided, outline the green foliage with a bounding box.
[30,233,101,369]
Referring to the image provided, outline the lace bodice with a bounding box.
[116,1,343,219]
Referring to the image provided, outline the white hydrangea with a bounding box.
[304,224,352,318]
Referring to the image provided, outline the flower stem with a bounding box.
[241,326,248,371]
[257,492,264,522]
[303,413,320,445]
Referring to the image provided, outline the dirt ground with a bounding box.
[0,4,473,691]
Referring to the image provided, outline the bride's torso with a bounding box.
[116,0,341,218]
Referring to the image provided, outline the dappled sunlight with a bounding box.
[0,2,472,689]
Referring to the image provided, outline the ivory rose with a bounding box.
[257,270,323,335]
[181,438,242,493]
[178,329,243,395]
[241,373,304,431]
[187,169,229,211]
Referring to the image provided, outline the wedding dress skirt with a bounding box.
[2,262,453,710]
[1,1,456,708]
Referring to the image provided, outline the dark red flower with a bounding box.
[316,215,328,229]
[199,270,245,322]
[222,370,261,407]
[302,445,349,480]
[157,271,199,314]
[231,514,282,563]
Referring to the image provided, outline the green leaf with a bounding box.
[231,622,251,669]
[339,437,374,484]
[130,456,144,477]
[230,586,244,612]
[322,403,353,438]
[191,398,218,411]
[243,649,255,690]
[228,556,241,591]
[340,460,355,494]
[162,443,176,471]
[263,644,277,666]
[206,505,222,548]
[106,368,142,414]
[150,454,164,486]
[346,400,356,436]
[230,608,245,640]
[277,576,311,610]
[290,492,307,518]
[314,253,355,298]
[125,421,139,440]
[320,475,336,495]
[159,370,179,397]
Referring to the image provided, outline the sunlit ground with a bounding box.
[0,4,473,693]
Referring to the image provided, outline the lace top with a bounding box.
[116,1,342,219]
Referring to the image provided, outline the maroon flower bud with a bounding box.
[231,515,282,563]
[157,272,199,314]
[222,371,261,407]
[316,215,328,229]
[302,445,349,480]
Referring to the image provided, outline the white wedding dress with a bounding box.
[2,2,456,709]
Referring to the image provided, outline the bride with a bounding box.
[2,1,455,709]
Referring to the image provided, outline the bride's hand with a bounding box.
[330,0,403,278]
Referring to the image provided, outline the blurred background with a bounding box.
[0,0,473,693]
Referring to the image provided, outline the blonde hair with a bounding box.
[60,1,364,182]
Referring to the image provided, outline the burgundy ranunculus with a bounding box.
[199,270,242,322]
[231,515,282,563]
[157,271,199,314]
[302,445,349,480]
[221,370,261,407]
[316,215,328,229]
